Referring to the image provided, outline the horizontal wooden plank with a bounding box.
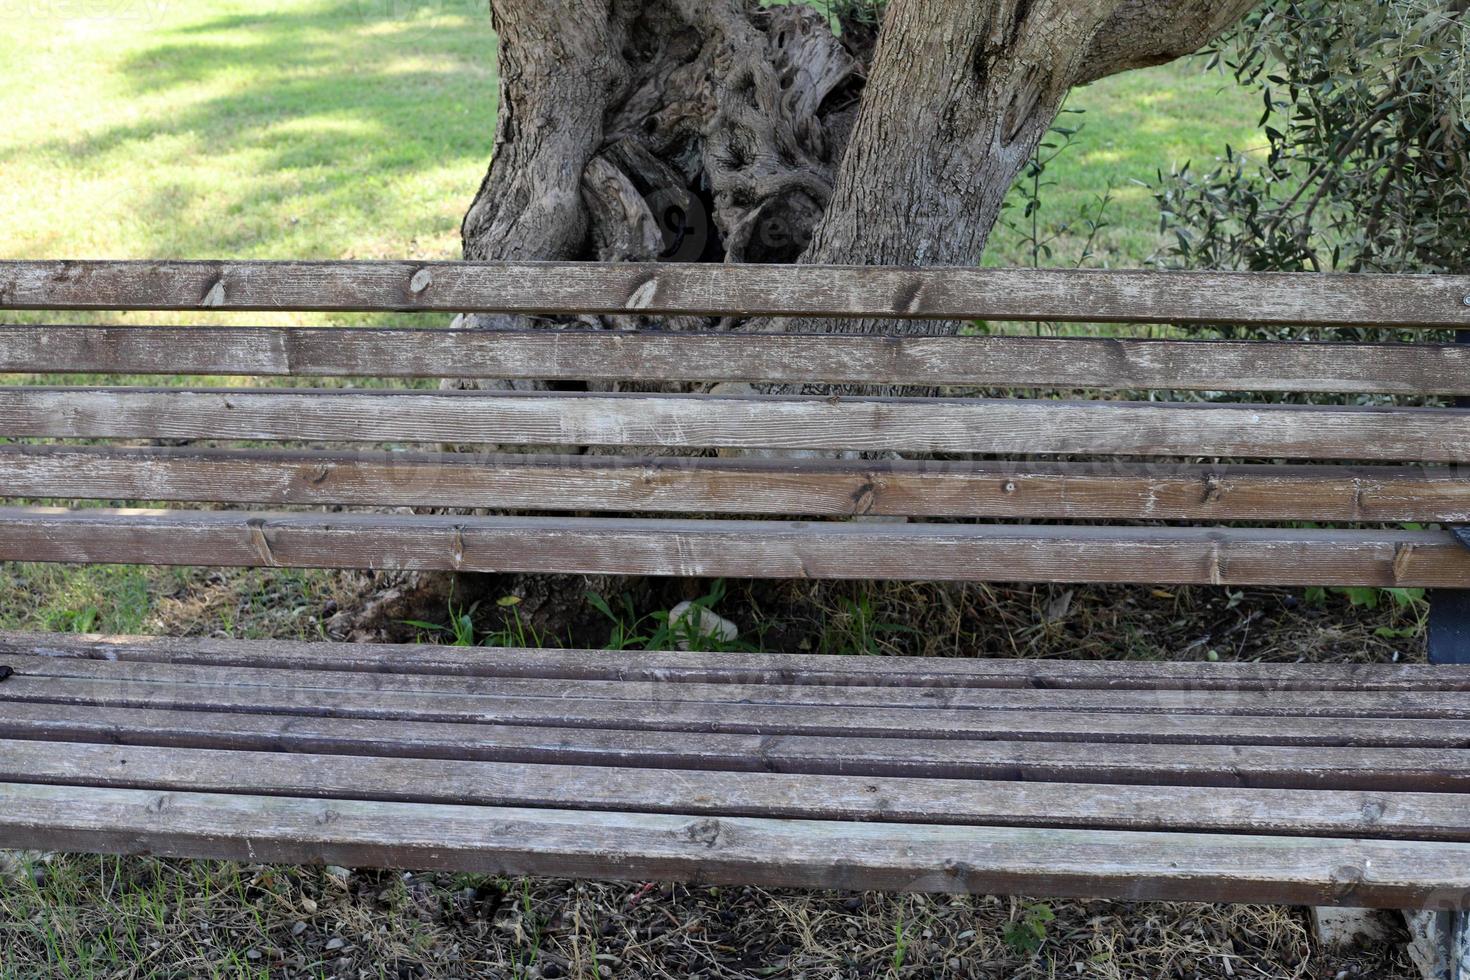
[11,630,1466,692]
[1,507,1468,587]
[4,325,1470,394]
[5,676,1468,746]
[1,782,1464,906]
[7,656,1470,742]
[10,653,1470,718]
[3,700,1469,791]
[6,446,1470,523]
[5,739,1465,840]
[3,388,1470,460]
[3,261,1469,329]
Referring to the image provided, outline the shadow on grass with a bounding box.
[9,0,498,263]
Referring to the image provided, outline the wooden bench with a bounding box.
[2,259,1470,913]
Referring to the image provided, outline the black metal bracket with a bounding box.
[1429,523,1470,662]
[1429,587,1470,663]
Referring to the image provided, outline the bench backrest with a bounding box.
[2,260,1470,589]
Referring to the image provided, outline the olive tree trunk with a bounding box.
[462,0,1258,329]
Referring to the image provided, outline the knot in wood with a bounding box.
[1327,864,1366,901]
[684,817,723,848]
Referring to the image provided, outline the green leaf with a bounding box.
[585,592,616,621]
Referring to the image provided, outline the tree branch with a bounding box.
[1078,0,1260,85]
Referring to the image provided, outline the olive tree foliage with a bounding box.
[1157,0,1469,279]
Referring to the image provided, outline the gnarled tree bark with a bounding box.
[462,0,1258,321]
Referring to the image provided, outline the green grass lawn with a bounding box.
[0,0,1259,270]
[0,0,498,265]
[986,65,1266,265]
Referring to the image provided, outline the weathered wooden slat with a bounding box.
[3,387,1470,460]
[10,669,1470,755]
[12,653,1470,720]
[3,701,1468,791]
[6,446,1470,523]
[1,507,1467,587]
[5,677,1468,746]
[5,739,1465,840]
[11,630,1465,692]
[3,261,1469,330]
[1,782,1464,906]
[5,325,1470,394]
[10,653,1470,718]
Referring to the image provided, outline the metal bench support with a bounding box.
[1429,584,1470,664]
[1431,326,1470,666]
[1429,331,1470,665]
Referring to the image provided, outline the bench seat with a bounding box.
[5,259,1470,911]
[2,630,1467,908]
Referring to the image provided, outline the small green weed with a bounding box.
[891,917,910,974]
[586,580,754,652]
[514,879,543,980]
[401,600,478,646]
[1002,902,1055,956]
[819,593,919,656]
[481,595,546,648]
[401,595,546,649]
[1302,585,1427,639]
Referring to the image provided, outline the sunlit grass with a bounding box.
[0,0,498,332]
[986,59,1264,266]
